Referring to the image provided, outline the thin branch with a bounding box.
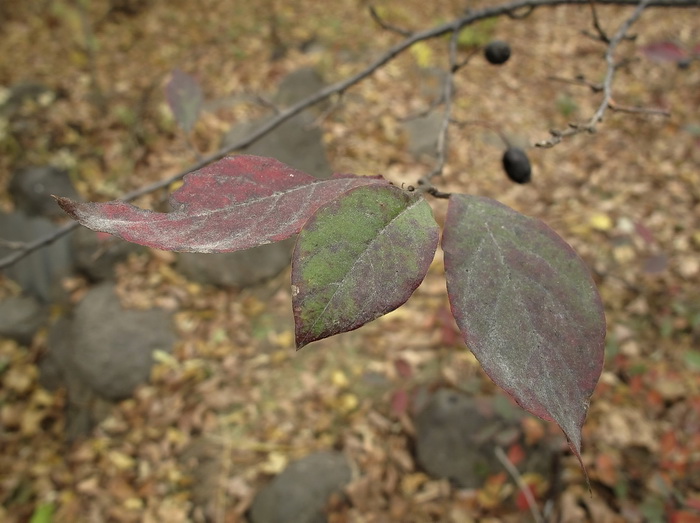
[548,74,604,92]
[399,91,446,122]
[608,100,670,116]
[77,0,107,114]
[369,6,413,37]
[0,239,27,250]
[536,0,655,148]
[307,92,345,128]
[449,118,511,147]
[1,0,697,269]
[507,5,536,18]
[417,29,460,189]
[495,446,545,523]
[583,0,611,43]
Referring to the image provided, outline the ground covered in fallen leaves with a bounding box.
[1,0,699,521]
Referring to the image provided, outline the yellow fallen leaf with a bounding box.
[410,42,434,68]
[331,370,349,388]
[271,330,294,348]
[589,213,613,231]
[124,498,143,510]
[4,364,37,394]
[261,451,288,474]
[153,350,178,367]
[337,393,359,414]
[108,450,135,470]
[401,472,429,496]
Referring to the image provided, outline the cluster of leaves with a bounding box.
[56,153,605,467]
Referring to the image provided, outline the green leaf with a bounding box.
[30,503,54,523]
[292,185,439,348]
[442,195,605,463]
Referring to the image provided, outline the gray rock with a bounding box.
[414,389,524,488]
[178,68,332,289]
[178,239,294,288]
[41,317,115,441]
[402,110,445,159]
[10,165,79,219]
[0,211,75,302]
[0,294,48,344]
[43,283,176,401]
[273,68,327,109]
[72,226,140,281]
[249,451,351,523]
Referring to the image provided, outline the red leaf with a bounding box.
[56,156,388,253]
[507,443,526,466]
[640,41,687,63]
[515,484,538,512]
[442,195,605,465]
[394,358,413,378]
[391,389,409,416]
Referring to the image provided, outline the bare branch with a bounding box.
[417,30,460,190]
[307,92,345,129]
[583,0,611,43]
[495,446,545,523]
[608,101,670,116]
[536,0,655,148]
[507,5,536,18]
[449,118,511,147]
[1,0,697,269]
[0,239,28,250]
[548,74,604,92]
[369,6,413,37]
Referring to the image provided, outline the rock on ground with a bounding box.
[0,211,75,302]
[413,388,557,488]
[42,283,176,402]
[9,165,79,219]
[248,451,352,523]
[0,294,47,344]
[177,68,332,290]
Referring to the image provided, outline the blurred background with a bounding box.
[0,0,699,521]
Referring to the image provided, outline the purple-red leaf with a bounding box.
[166,69,203,134]
[640,41,687,63]
[292,185,439,348]
[442,195,605,462]
[56,156,388,253]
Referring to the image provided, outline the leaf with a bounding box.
[166,68,203,133]
[30,503,55,523]
[56,156,388,253]
[442,195,605,461]
[292,185,439,348]
[640,41,687,63]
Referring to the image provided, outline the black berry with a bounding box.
[502,147,531,184]
[484,41,511,65]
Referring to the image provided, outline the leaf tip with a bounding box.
[54,196,78,218]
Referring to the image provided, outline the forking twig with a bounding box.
[536,0,657,148]
[1,0,696,269]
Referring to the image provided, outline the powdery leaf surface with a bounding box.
[166,69,203,134]
[442,195,606,459]
[292,185,439,348]
[56,156,388,253]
